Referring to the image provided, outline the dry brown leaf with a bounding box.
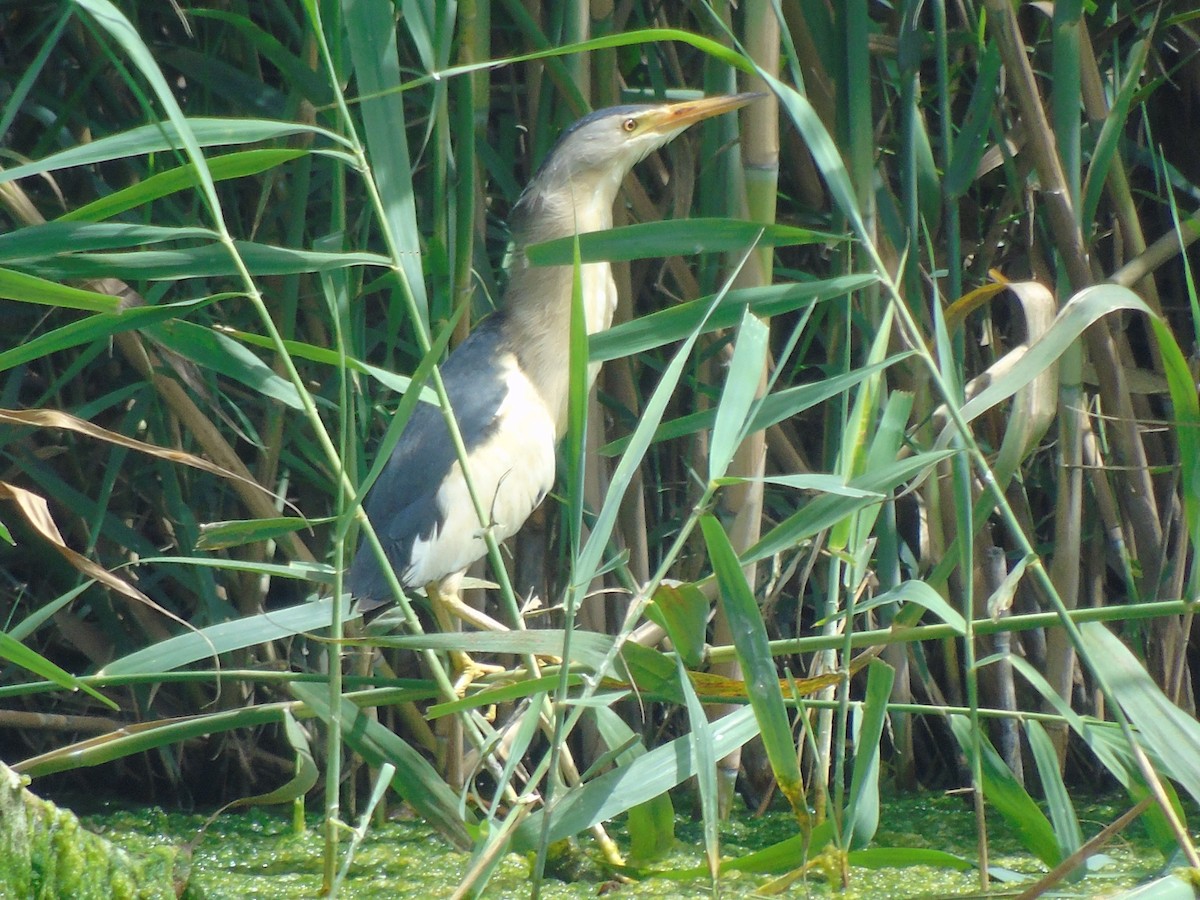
[0,479,189,630]
[0,407,273,497]
[0,479,149,605]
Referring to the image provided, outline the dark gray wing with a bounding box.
[346,313,511,607]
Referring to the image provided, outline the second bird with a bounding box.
[348,92,760,623]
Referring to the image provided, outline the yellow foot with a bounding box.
[450,651,504,696]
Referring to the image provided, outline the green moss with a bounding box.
[0,761,177,900]
[0,762,33,897]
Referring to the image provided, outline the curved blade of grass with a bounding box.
[745,474,880,497]
[0,296,221,373]
[197,517,332,552]
[952,284,1154,438]
[760,69,866,238]
[132,557,331,581]
[222,326,433,397]
[526,219,844,266]
[1145,313,1200,548]
[827,580,967,635]
[391,28,752,97]
[602,354,909,456]
[1080,34,1150,228]
[1026,719,1084,868]
[343,0,429,327]
[0,266,122,311]
[592,707,676,864]
[701,514,807,824]
[1008,654,1182,854]
[678,654,720,881]
[646,582,710,669]
[843,660,894,850]
[512,706,758,849]
[747,450,956,563]
[290,682,473,849]
[949,715,1062,866]
[0,478,157,612]
[7,583,92,644]
[99,597,341,676]
[589,274,876,362]
[943,39,1003,199]
[0,222,217,258]
[16,701,295,777]
[144,319,304,410]
[0,408,266,483]
[1084,724,1186,855]
[1079,623,1200,807]
[0,117,349,187]
[61,148,312,222]
[0,631,115,709]
[710,308,770,481]
[987,281,1059,489]
[228,708,319,808]
[400,0,441,72]
[22,241,390,280]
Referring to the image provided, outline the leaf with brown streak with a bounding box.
[0,407,276,497]
[0,479,188,632]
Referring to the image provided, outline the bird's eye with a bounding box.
[622,118,637,133]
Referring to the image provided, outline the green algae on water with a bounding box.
[75,791,1184,899]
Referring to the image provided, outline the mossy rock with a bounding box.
[0,759,182,899]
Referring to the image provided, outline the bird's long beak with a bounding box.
[645,92,765,134]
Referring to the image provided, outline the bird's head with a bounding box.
[514,92,763,237]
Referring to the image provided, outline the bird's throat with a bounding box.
[503,177,624,437]
[503,257,615,438]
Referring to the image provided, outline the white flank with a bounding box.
[404,354,557,587]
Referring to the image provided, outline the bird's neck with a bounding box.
[504,183,620,437]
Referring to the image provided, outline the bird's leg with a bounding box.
[435,588,511,634]
[425,575,503,696]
